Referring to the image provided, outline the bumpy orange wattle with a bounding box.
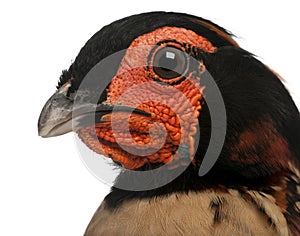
[77,26,212,170]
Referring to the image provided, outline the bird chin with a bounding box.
[76,110,183,170]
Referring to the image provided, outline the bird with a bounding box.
[38,12,300,235]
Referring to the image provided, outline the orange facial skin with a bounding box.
[77,26,216,170]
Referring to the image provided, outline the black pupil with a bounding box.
[159,52,177,71]
[153,47,186,80]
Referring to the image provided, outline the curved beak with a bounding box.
[38,84,150,138]
[38,84,74,138]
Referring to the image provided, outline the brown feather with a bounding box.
[84,190,291,236]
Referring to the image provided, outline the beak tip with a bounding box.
[38,125,49,138]
[38,113,50,138]
[38,88,74,138]
[37,118,73,138]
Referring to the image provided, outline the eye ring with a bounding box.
[150,45,189,84]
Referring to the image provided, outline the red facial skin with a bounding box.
[77,26,216,170]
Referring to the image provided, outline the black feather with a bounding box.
[60,12,236,93]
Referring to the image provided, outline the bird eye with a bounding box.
[152,47,188,79]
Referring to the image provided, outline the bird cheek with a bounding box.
[76,99,199,170]
[106,67,151,104]
[78,70,203,169]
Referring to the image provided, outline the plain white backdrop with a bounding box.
[1,1,299,235]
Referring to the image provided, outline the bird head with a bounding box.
[38,12,300,181]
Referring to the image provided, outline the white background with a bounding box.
[0,1,299,235]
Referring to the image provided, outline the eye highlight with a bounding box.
[152,46,188,81]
